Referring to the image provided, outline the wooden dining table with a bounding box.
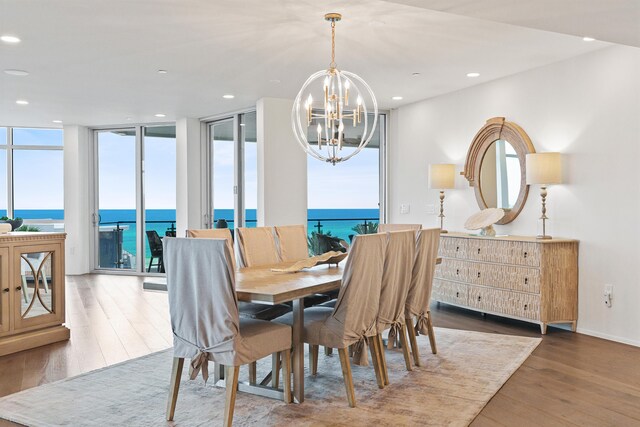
[144,256,441,404]
[235,262,344,404]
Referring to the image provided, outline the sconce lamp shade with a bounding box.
[526,153,562,185]
[429,164,456,189]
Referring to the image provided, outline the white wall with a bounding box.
[63,125,91,275]
[389,46,640,346]
[256,98,308,226]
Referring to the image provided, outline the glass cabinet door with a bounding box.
[0,248,8,334]
[13,244,63,330]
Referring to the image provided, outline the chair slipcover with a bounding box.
[378,223,422,233]
[276,233,387,366]
[163,238,291,382]
[186,228,236,271]
[236,227,280,268]
[377,230,417,347]
[274,225,309,262]
[405,228,441,334]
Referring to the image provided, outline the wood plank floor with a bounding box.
[1,274,639,426]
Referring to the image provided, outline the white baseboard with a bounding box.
[576,327,640,348]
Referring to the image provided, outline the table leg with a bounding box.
[292,298,305,403]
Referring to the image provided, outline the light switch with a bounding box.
[400,204,410,214]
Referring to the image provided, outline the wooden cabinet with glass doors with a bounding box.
[0,232,68,356]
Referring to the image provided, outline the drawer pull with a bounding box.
[524,277,529,285]
[477,272,481,278]
[456,269,460,275]
[456,291,460,298]
[524,251,528,258]
[16,286,22,291]
[2,288,8,293]
[524,304,528,310]
[477,295,481,302]
[477,248,481,254]
[456,246,460,252]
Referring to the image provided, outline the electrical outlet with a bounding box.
[400,204,410,214]
[604,284,613,307]
[426,204,435,215]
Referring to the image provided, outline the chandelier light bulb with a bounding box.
[291,13,378,165]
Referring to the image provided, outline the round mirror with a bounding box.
[479,139,522,210]
[463,117,535,224]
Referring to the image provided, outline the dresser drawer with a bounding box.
[465,239,541,267]
[438,237,468,259]
[466,262,541,293]
[468,285,540,321]
[435,258,469,282]
[432,279,468,306]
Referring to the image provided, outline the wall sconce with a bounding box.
[525,152,563,239]
[429,163,456,233]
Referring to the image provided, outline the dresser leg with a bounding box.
[540,323,547,334]
[571,321,577,332]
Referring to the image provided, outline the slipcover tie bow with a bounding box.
[387,321,404,349]
[189,350,210,383]
[173,333,236,383]
[351,337,369,367]
[415,312,430,336]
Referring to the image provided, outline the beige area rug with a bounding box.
[0,328,540,426]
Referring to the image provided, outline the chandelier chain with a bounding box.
[330,20,336,69]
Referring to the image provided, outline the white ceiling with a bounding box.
[387,0,640,48]
[0,0,627,128]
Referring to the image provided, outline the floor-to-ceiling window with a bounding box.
[0,127,64,231]
[307,113,386,246]
[93,125,176,273]
[206,111,257,230]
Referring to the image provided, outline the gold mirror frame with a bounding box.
[463,117,535,224]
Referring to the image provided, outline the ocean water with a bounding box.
[13,209,378,267]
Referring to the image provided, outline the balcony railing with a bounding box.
[97,217,379,270]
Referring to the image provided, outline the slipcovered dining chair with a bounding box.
[275,233,388,407]
[378,223,422,233]
[274,224,309,261]
[376,230,417,384]
[163,238,292,426]
[405,228,441,366]
[235,226,281,268]
[186,228,291,322]
[186,228,236,270]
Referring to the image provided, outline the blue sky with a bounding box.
[2,126,379,212]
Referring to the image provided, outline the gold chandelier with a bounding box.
[291,13,378,165]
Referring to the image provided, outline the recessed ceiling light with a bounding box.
[583,36,595,42]
[154,113,166,118]
[269,79,281,84]
[16,99,29,105]
[223,94,235,99]
[52,120,62,124]
[1,35,20,44]
[4,69,29,76]
[392,96,403,101]
[412,72,421,77]
[466,72,480,78]
[126,117,133,121]
[157,69,168,74]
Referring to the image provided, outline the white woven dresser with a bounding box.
[433,232,578,334]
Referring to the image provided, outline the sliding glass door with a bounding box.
[93,125,176,273]
[94,129,138,270]
[206,111,257,230]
